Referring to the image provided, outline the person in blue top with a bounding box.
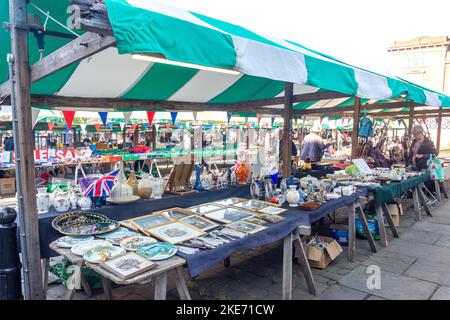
[300,126,331,163]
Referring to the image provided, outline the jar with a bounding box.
[36,187,50,214]
[53,192,70,213]
[286,185,300,207]
[138,173,153,199]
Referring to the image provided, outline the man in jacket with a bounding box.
[408,125,437,170]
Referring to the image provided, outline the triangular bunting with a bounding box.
[227,112,232,124]
[171,112,178,125]
[257,114,262,125]
[147,112,155,125]
[99,112,108,126]
[132,123,138,132]
[271,116,275,127]
[193,112,198,122]
[32,108,40,128]
[107,122,113,130]
[47,122,55,132]
[62,111,75,129]
[94,123,101,132]
[80,124,87,133]
[123,112,132,123]
[119,122,126,131]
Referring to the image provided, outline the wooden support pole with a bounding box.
[9,0,44,299]
[437,107,442,152]
[351,97,361,159]
[408,106,415,137]
[282,82,293,178]
[133,125,139,146]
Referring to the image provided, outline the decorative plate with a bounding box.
[71,240,113,256]
[106,195,140,205]
[55,235,94,248]
[120,236,158,251]
[52,211,120,236]
[98,226,138,239]
[83,246,126,264]
[137,242,177,261]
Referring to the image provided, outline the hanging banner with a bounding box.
[123,112,132,123]
[32,108,40,128]
[80,124,87,133]
[62,110,75,129]
[147,111,155,125]
[94,123,101,132]
[119,122,126,131]
[171,112,178,125]
[99,112,108,126]
[47,122,55,132]
[227,112,232,124]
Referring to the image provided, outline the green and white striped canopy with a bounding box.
[1,0,450,114]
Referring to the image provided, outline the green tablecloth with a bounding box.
[369,174,430,206]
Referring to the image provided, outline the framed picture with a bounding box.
[180,215,220,232]
[119,220,141,232]
[226,220,267,235]
[258,214,286,223]
[205,207,254,224]
[154,208,192,220]
[243,216,268,226]
[146,221,205,244]
[100,252,157,280]
[212,197,248,207]
[257,206,287,215]
[232,199,279,212]
[186,203,225,215]
[129,214,173,231]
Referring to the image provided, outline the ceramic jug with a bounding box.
[286,185,300,207]
[68,190,78,210]
[54,191,70,213]
[110,167,133,200]
[127,170,139,196]
[36,187,50,214]
[138,173,153,199]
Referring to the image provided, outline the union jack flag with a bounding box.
[83,169,120,197]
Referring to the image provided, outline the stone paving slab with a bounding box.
[405,259,450,286]
[399,230,441,245]
[430,286,450,300]
[338,265,438,300]
[360,251,417,275]
[314,284,368,300]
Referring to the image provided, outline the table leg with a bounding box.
[80,270,93,297]
[348,204,356,262]
[293,232,316,296]
[417,184,433,217]
[375,205,388,247]
[412,186,421,221]
[224,257,231,268]
[101,276,113,300]
[154,272,168,300]
[434,180,442,202]
[41,258,49,298]
[282,233,293,300]
[381,203,399,238]
[356,205,377,253]
[174,268,191,300]
[441,181,449,199]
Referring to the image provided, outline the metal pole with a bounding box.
[7,53,30,300]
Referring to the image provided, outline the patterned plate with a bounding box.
[71,240,113,256]
[55,235,94,248]
[52,211,120,236]
[120,236,158,251]
[136,242,177,261]
[83,246,126,264]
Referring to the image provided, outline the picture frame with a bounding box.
[256,206,288,215]
[129,213,174,232]
[119,220,140,232]
[100,252,157,280]
[153,208,193,220]
[186,203,225,215]
[243,216,268,226]
[205,207,254,224]
[180,215,220,232]
[212,197,248,207]
[146,221,206,244]
[258,213,286,223]
[226,220,267,235]
[232,199,280,212]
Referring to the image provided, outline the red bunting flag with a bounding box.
[94,123,101,132]
[47,122,55,132]
[131,123,138,131]
[147,112,155,125]
[257,114,262,125]
[62,111,75,129]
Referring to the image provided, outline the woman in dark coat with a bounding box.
[408,125,437,170]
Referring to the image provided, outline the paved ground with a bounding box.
[44,187,450,300]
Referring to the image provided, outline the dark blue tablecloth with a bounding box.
[34,185,366,278]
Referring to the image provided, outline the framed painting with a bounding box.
[100,252,157,280]
[212,197,248,207]
[129,213,173,232]
[186,203,225,216]
[226,220,267,235]
[205,207,254,224]
[180,215,220,232]
[153,208,193,220]
[146,221,205,244]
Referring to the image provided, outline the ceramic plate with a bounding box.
[120,236,158,251]
[55,235,94,248]
[71,240,113,256]
[83,246,126,263]
[106,195,140,205]
[137,242,177,261]
[97,227,138,239]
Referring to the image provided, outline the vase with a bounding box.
[193,164,204,191]
[127,170,139,196]
[53,191,70,213]
[36,187,49,214]
[110,165,133,200]
[77,195,92,210]
[151,177,164,199]
[286,185,300,207]
[138,173,153,199]
[69,190,78,210]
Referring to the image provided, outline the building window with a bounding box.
[405,53,426,67]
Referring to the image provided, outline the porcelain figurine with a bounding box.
[69,190,78,209]
[53,191,70,213]
[77,195,92,211]
[127,170,139,196]
[36,187,50,214]
[138,173,153,199]
[286,185,300,207]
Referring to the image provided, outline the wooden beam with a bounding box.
[408,106,415,137]
[351,97,361,159]
[9,0,44,300]
[0,32,115,99]
[437,107,443,152]
[282,82,293,178]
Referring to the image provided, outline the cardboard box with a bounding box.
[0,177,16,195]
[303,236,343,269]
